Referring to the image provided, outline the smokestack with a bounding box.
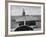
[22,8,25,16]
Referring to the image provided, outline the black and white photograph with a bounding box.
[11,5,41,31]
[8,2,44,35]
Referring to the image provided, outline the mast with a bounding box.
[22,8,26,25]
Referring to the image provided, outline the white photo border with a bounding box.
[8,2,45,35]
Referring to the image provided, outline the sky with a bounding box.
[10,5,41,16]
